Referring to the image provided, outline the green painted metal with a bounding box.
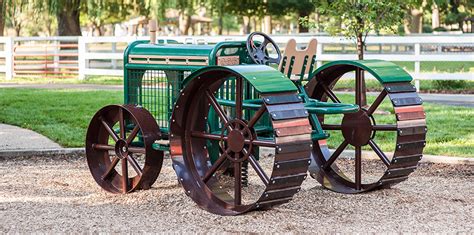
[125,40,252,67]
[312,60,413,83]
[182,65,298,94]
[304,99,359,114]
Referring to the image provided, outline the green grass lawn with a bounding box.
[0,88,122,147]
[0,88,472,157]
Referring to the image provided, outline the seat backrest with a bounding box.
[278,38,317,80]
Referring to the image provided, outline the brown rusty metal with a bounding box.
[306,65,426,193]
[169,69,311,215]
[85,104,164,193]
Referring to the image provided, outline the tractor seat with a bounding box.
[278,38,317,81]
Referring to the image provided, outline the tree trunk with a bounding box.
[356,33,367,107]
[217,13,223,35]
[15,26,20,36]
[404,8,423,34]
[263,15,272,34]
[179,12,192,35]
[57,0,82,36]
[242,16,250,34]
[431,3,440,29]
[356,33,364,60]
[0,0,5,36]
[298,9,310,33]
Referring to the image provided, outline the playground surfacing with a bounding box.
[0,155,472,233]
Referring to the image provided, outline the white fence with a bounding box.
[1,35,473,89]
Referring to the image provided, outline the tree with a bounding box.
[225,0,266,34]
[5,0,28,36]
[268,0,315,33]
[302,0,407,106]
[303,0,406,60]
[39,0,82,36]
[82,0,130,36]
[0,0,5,36]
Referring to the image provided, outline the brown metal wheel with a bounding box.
[170,68,312,215]
[86,104,163,193]
[306,65,427,193]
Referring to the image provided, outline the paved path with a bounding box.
[0,124,61,150]
[419,93,474,107]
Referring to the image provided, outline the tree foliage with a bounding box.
[302,0,407,59]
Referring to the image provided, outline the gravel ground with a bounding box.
[0,155,472,233]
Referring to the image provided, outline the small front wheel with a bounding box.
[86,104,163,193]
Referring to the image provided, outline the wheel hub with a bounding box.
[115,139,129,159]
[228,130,245,152]
[341,110,373,147]
[220,119,255,162]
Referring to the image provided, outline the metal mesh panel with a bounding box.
[126,69,190,132]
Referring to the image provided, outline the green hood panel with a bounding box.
[183,65,297,94]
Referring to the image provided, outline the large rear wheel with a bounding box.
[170,68,312,215]
[306,62,427,193]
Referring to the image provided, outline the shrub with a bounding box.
[433,80,467,90]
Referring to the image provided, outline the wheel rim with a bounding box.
[306,65,427,193]
[170,69,312,215]
[86,104,163,193]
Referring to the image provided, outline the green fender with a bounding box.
[182,65,298,94]
[311,59,413,83]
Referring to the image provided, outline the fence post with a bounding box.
[5,37,14,80]
[414,43,421,92]
[78,36,86,80]
[316,42,323,68]
[111,42,117,69]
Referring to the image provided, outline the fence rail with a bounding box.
[1,35,473,89]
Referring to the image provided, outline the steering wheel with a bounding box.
[246,32,281,65]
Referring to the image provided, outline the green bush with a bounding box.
[433,80,467,90]
[422,24,433,33]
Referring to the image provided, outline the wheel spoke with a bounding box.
[127,155,143,176]
[235,77,243,120]
[100,119,119,142]
[373,125,397,131]
[121,158,128,193]
[119,108,126,139]
[368,140,390,167]
[249,139,276,148]
[128,147,146,154]
[102,156,120,180]
[126,125,140,144]
[355,146,362,190]
[321,82,341,103]
[321,124,342,130]
[93,144,114,151]
[205,90,231,131]
[191,131,224,141]
[247,105,266,128]
[234,157,242,206]
[367,90,387,115]
[323,140,348,170]
[248,153,270,186]
[259,38,269,50]
[202,150,229,183]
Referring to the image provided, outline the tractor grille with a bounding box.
[125,69,271,137]
[126,69,190,132]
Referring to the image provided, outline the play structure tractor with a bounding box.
[85,29,427,215]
